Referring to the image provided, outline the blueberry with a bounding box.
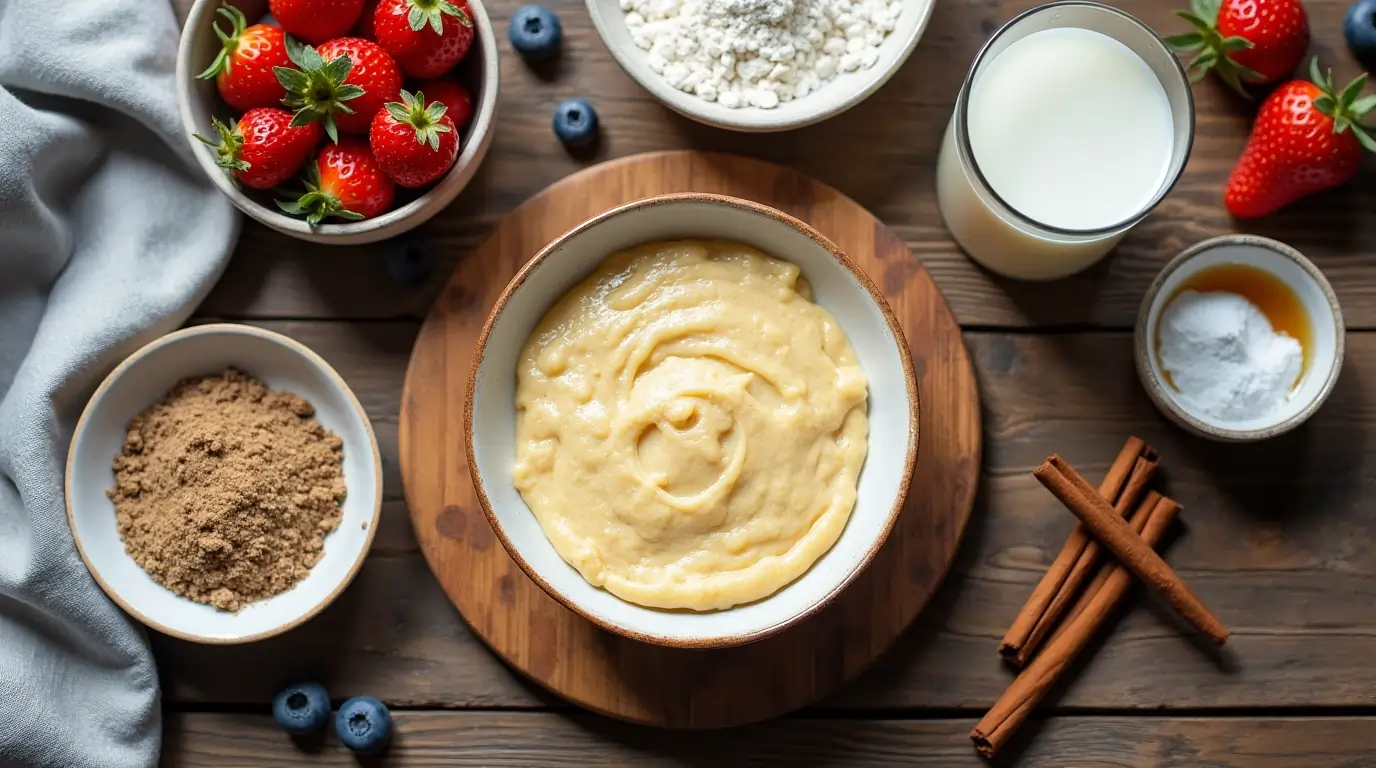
[335,695,392,755]
[271,682,330,735]
[384,233,434,285]
[1346,0,1376,69]
[509,5,562,60]
[553,99,598,147]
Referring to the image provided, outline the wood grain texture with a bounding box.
[162,712,1376,766]
[195,0,1376,328]
[395,152,980,726]
[157,326,1376,710]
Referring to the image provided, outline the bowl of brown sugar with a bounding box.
[66,324,382,643]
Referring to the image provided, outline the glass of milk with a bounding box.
[936,2,1194,281]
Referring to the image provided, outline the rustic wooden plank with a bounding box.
[162,712,1376,766]
[155,322,1376,709]
[193,0,1376,327]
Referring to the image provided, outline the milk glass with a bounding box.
[935,2,1195,281]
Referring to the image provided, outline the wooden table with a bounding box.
[162,0,1376,764]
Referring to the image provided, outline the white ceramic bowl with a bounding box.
[585,0,935,132]
[466,194,919,647]
[1135,235,1345,442]
[176,0,499,244]
[66,324,383,643]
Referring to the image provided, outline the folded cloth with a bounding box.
[0,0,239,765]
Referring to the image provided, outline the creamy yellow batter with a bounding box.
[512,240,869,611]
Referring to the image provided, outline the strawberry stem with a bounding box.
[276,162,363,227]
[193,117,251,179]
[384,90,453,151]
[403,0,471,34]
[275,37,363,144]
[1169,8,1263,98]
[196,4,249,80]
[1307,57,1376,153]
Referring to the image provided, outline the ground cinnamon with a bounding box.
[1034,454,1229,646]
[972,492,1179,757]
[107,368,345,612]
[1000,437,1158,665]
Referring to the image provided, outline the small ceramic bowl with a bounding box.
[66,324,382,643]
[466,193,918,648]
[585,0,935,132]
[176,0,499,244]
[1135,234,1345,442]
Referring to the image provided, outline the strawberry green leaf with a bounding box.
[196,5,249,79]
[193,117,251,178]
[1165,32,1205,51]
[323,115,339,144]
[1221,36,1254,52]
[1339,73,1369,109]
[286,35,323,70]
[1351,124,1376,153]
[408,6,428,31]
[425,101,447,121]
[386,103,413,121]
[335,85,365,101]
[1313,95,1336,117]
[323,54,353,84]
[275,66,310,91]
[1351,94,1376,118]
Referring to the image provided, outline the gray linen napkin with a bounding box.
[0,0,239,765]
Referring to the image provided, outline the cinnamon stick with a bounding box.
[1010,454,1158,666]
[972,493,1179,757]
[999,437,1153,662]
[1034,455,1229,646]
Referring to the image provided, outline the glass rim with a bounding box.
[953,1,1197,238]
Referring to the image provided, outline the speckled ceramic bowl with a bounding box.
[1135,235,1345,442]
[466,193,919,648]
[176,0,498,244]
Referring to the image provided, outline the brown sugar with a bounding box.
[107,368,346,612]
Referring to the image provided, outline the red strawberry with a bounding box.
[269,0,365,44]
[373,0,474,79]
[195,109,322,189]
[278,139,396,224]
[369,90,459,187]
[195,5,292,111]
[1169,0,1309,95]
[414,76,472,129]
[276,36,402,140]
[354,0,383,38]
[1224,58,1376,217]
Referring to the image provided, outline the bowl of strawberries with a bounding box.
[177,0,497,244]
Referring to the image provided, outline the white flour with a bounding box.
[1157,290,1303,422]
[620,0,901,109]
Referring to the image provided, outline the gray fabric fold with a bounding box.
[0,1,240,765]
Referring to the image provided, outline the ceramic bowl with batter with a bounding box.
[466,194,918,648]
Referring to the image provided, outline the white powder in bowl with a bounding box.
[620,0,902,109]
[1157,290,1303,422]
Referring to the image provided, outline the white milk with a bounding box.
[937,26,1176,281]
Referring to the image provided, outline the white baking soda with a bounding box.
[1157,290,1303,422]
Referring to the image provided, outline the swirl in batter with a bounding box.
[512,240,869,610]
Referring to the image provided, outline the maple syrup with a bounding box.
[1157,263,1312,390]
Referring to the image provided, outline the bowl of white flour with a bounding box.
[588,0,934,131]
[1134,235,1345,442]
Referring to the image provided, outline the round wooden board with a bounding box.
[399,151,981,728]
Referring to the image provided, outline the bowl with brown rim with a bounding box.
[465,193,919,648]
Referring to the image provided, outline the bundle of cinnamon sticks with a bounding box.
[971,437,1229,757]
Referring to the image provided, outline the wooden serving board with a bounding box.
[398,151,980,728]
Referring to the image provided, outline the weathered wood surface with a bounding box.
[192,0,1376,328]
[156,323,1376,710]
[162,712,1376,766]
